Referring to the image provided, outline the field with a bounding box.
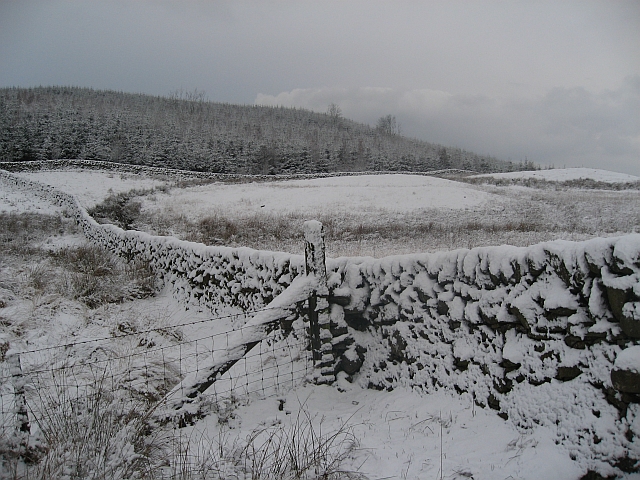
[1,167,639,479]
[17,168,640,257]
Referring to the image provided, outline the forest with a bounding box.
[0,86,529,174]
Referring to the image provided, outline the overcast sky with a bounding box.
[1,1,638,174]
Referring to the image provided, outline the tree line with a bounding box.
[0,86,529,174]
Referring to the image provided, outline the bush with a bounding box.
[88,192,142,230]
[51,244,157,308]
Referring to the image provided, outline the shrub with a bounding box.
[51,244,157,308]
[88,192,142,230]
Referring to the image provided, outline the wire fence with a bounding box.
[0,306,313,448]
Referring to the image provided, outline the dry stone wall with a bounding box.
[0,159,473,181]
[324,237,640,476]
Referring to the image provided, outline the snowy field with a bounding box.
[126,168,640,257]
[1,167,639,479]
[17,169,170,209]
[133,173,496,217]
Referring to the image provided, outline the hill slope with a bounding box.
[0,86,522,174]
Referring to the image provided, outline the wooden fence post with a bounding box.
[7,350,30,455]
[303,220,335,384]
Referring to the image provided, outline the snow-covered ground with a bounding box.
[140,173,496,220]
[473,167,640,183]
[0,181,64,215]
[16,169,170,208]
[186,384,585,480]
[130,169,639,258]
[1,168,639,479]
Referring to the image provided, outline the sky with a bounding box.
[1,1,638,175]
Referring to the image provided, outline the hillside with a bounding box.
[0,86,522,174]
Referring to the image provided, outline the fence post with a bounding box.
[303,220,335,384]
[7,350,30,456]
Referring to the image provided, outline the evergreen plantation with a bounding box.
[0,86,528,174]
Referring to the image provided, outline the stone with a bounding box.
[605,285,628,322]
[612,346,640,394]
[584,251,603,277]
[615,456,640,474]
[609,257,635,276]
[611,369,640,394]
[448,319,461,330]
[583,331,608,345]
[340,345,366,376]
[564,335,586,350]
[493,378,513,394]
[499,359,521,373]
[621,302,640,339]
[453,357,469,371]
[544,306,578,319]
[388,331,409,364]
[329,291,351,307]
[579,471,616,480]
[487,394,500,410]
[436,300,449,316]
[509,305,531,331]
[556,366,582,382]
[344,311,368,331]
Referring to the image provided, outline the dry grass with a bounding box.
[0,213,74,256]
[50,245,157,308]
[164,404,365,480]
[23,370,160,480]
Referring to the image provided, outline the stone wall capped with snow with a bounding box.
[0,159,471,181]
[325,236,640,476]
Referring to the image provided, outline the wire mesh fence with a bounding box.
[0,307,313,455]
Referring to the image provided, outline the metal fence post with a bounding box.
[303,220,335,384]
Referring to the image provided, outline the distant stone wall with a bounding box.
[0,159,474,181]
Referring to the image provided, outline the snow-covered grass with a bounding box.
[472,167,640,183]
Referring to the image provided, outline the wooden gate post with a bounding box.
[303,220,335,384]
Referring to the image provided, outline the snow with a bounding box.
[186,384,585,480]
[0,179,64,214]
[473,167,639,183]
[141,174,497,220]
[16,169,169,208]
[615,345,640,373]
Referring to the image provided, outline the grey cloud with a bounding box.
[256,77,640,175]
